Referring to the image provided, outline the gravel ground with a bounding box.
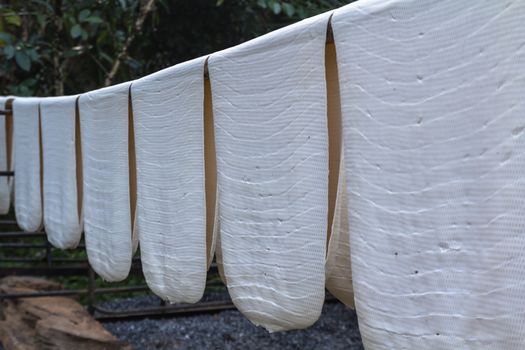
[102,295,364,350]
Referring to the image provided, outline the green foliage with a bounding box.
[0,0,349,95]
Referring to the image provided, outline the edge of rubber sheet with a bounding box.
[323,19,354,308]
[6,98,15,208]
[208,10,333,332]
[325,153,354,308]
[214,223,227,285]
[78,82,134,282]
[333,0,525,348]
[204,71,219,271]
[40,95,83,249]
[0,97,12,214]
[131,56,208,303]
[13,97,43,232]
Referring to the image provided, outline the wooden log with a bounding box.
[0,300,38,350]
[1,276,62,291]
[0,277,131,350]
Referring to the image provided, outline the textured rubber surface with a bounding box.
[132,57,208,303]
[40,96,83,249]
[78,83,133,282]
[333,0,525,348]
[0,97,11,214]
[12,97,42,232]
[209,11,332,332]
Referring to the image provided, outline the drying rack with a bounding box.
[0,104,337,322]
[0,105,235,322]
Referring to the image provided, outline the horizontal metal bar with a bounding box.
[0,265,90,277]
[0,289,85,298]
[0,257,89,263]
[0,171,14,177]
[0,262,144,277]
[0,243,49,248]
[94,300,237,321]
[0,257,48,263]
[0,257,141,264]
[95,295,338,321]
[0,232,45,239]
[0,285,150,300]
[0,243,86,248]
[94,285,150,294]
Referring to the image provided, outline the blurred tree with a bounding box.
[0,0,349,96]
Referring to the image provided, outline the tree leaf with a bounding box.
[0,32,13,45]
[282,3,295,17]
[6,14,22,27]
[27,48,40,61]
[257,0,267,9]
[297,7,307,18]
[271,2,281,14]
[15,51,31,71]
[99,51,113,64]
[70,24,82,38]
[85,16,103,24]
[125,57,142,70]
[78,9,91,22]
[36,13,48,28]
[3,45,15,59]
[30,0,55,13]
[216,0,224,6]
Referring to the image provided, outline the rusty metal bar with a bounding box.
[94,295,338,322]
[0,243,51,248]
[0,257,88,263]
[0,243,86,248]
[0,220,17,224]
[0,265,90,277]
[0,285,150,300]
[0,262,144,277]
[94,300,236,321]
[45,239,52,267]
[0,232,45,239]
[87,265,96,314]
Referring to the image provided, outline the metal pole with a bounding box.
[87,265,96,314]
[45,239,52,267]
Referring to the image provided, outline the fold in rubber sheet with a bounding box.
[40,96,83,249]
[13,97,42,232]
[209,11,331,332]
[333,0,525,348]
[325,155,354,308]
[0,97,12,214]
[132,57,207,303]
[214,222,227,285]
[79,83,134,282]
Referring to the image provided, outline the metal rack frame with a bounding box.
[0,105,336,322]
[0,224,237,321]
[0,106,236,319]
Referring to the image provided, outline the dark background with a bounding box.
[0,0,351,97]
